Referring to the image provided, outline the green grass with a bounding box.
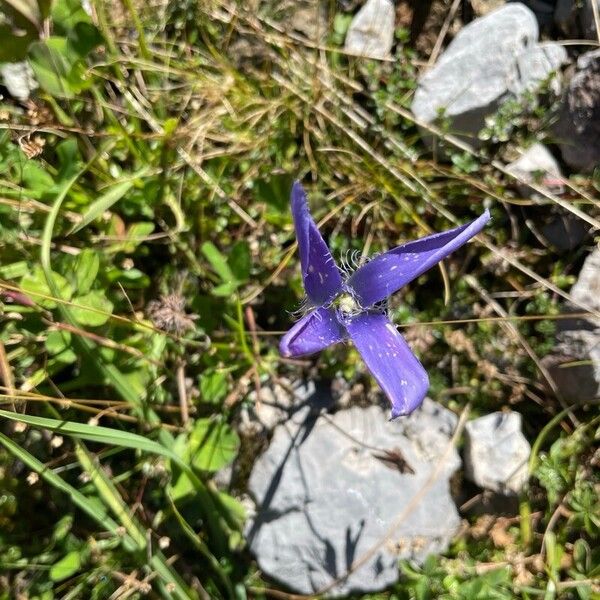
[0,0,599,598]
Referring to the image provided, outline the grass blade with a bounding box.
[70,168,149,234]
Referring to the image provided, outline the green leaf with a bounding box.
[254,173,294,213]
[51,0,92,30]
[71,291,113,326]
[74,249,99,294]
[199,370,228,404]
[70,169,148,234]
[21,160,55,192]
[0,409,184,467]
[211,281,240,297]
[28,37,76,98]
[189,417,239,472]
[52,515,73,542]
[45,329,71,355]
[201,241,235,283]
[21,265,73,308]
[49,550,81,582]
[229,241,251,281]
[56,137,81,182]
[0,260,28,279]
[67,21,103,58]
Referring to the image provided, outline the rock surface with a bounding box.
[411,4,567,148]
[506,143,563,197]
[0,62,37,102]
[344,0,395,60]
[464,412,531,494]
[239,379,326,435]
[543,247,600,402]
[246,399,461,596]
[554,49,600,173]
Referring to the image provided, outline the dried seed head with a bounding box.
[147,293,197,334]
[18,135,45,159]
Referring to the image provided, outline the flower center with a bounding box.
[332,292,361,318]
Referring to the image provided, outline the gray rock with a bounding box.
[246,399,461,596]
[554,49,600,173]
[411,5,567,148]
[516,44,568,95]
[506,143,563,197]
[239,379,328,435]
[543,247,600,402]
[344,0,395,60]
[570,247,600,317]
[506,144,590,250]
[464,412,531,494]
[0,62,37,102]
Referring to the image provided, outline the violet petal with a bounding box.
[348,210,491,308]
[279,307,346,357]
[291,181,343,305]
[346,312,429,417]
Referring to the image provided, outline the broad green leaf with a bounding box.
[56,137,81,182]
[199,369,228,404]
[229,241,251,281]
[74,248,99,294]
[70,169,148,234]
[0,260,28,279]
[254,173,294,213]
[28,37,76,98]
[212,281,240,297]
[45,329,71,355]
[201,241,235,283]
[189,417,239,472]
[54,347,77,365]
[21,160,55,192]
[49,550,81,581]
[70,291,113,326]
[67,21,103,58]
[21,265,72,308]
[51,0,92,30]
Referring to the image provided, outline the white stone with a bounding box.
[411,5,567,148]
[1,62,37,102]
[344,0,395,60]
[543,247,600,401]
[246,399,461,596]
[464,411,531,494]
[506,143,563,194]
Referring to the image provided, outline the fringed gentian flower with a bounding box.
[280,182,491,418]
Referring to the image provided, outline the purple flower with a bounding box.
[280,182,491,418]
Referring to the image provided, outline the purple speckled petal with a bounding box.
[346,312,429,418]
[291,181,343,305]
[349,210,491,308]
[280,307,345,358]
